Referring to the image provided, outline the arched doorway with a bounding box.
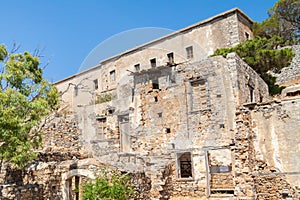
[61,169,95,200]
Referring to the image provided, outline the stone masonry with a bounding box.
[1,8,300,200]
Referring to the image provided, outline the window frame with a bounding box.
[176,152,193,180]
[167,52,174,64]
[150,58,156,68]
[186,46,193,59]
[134,63,140,72]
[93,79,98,90]
[110,70,116,82]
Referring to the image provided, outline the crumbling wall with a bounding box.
[251,98,300,190]
[235,105,299,199]
[126,57,242,199]
[71,54,273,199]
[0,114,101,200]
[226,52,269,105]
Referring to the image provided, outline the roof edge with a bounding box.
[55,8,253,84]
[98,8,253,65]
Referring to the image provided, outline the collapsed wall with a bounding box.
[0,113,153,200]
[0,114,102,200]
[235,104,299,200]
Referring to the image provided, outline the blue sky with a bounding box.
[1,0,278,82]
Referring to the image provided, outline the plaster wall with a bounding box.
[252,98,300,188]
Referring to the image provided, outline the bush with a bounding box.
[82,170,135,200]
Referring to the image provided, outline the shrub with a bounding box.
[82,170,135,200]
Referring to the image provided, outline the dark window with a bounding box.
[110,70,115,81]
[249,85,254,102]
[211,190,234,195]
[93,79,98,90]
[166,128,171,133]
[177,152,192,178]
[150,58,156,68]
[107,107,115,115]
[186,46,193,59]
[167,52,174,64]
[245,32,250,39]
[158,112,162,118]
[152,82,159,89]
[286,90,300,97]
[154,96,158,102]
[75,176,80,200]
[134,64,140,72]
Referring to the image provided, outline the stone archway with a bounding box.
[61,169,95,200]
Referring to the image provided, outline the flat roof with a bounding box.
[55,8,252,85]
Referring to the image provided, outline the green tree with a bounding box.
[213,36,295,95]
[82,170,135,200]
[253,0,299,42]
[0,44,59,168]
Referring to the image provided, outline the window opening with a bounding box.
[68,176,81,200]
[167,52,174,64]
[177,152,192,178]
[134,64,140,72]
[286,90,300,97]
[249,85,254,102]
[75,176,80,200]
[93,79,98,90]
[166,128,171,133]
[150,58,156,68]
[211,190,234,195]
[152,82,159,89]
[97,117,107,139]
[107,107,115,115]
[110,70,116,81]
[186,46,193,59]
[245,32,250,39]
[119,114,130,152]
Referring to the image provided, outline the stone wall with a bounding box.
[251,97,300,189]
[234,103,300,199]
[0,113,154,200]
[55,8,253,112]
[0,114,100,200]
[276,45,300,86]
[69,54,269,199]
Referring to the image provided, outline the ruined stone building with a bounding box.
[1,8,300,200]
